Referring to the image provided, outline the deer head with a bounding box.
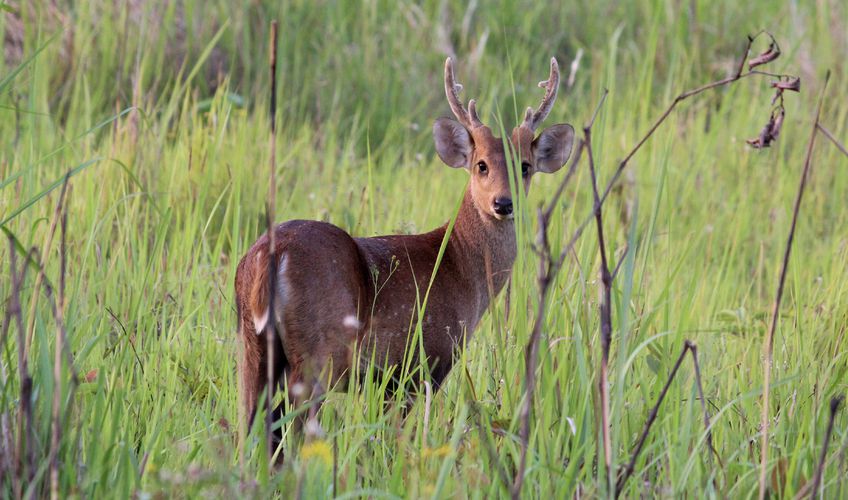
[433,57,575,221]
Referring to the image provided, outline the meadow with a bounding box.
[1,0,847,497]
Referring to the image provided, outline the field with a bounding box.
[2,0,847,497]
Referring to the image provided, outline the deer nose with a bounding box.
[493,197,513,216]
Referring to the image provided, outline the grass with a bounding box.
[2,0,847,497]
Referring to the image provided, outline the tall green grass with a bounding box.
[1,0,847,497]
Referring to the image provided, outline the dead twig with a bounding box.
[105,307,143,374]
[615,341,716,496]
[264,19,280,462]
[511,204,557,500]
[471,402,512,494]
[816,124,848,159]
[758,71,829,500]
[8,237,34,499]
[805,396,844,499]
[583,89,614,486]
[24,176,73,357]
[50,176,72,500]
[610,244,630,282]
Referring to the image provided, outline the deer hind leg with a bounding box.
[239,314,288,439]
[239,251,291,447]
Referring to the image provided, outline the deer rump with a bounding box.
[236,219,478,427]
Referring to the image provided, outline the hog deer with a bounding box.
[236,57,574,446]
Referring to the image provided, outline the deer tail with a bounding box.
[249,250,288,336]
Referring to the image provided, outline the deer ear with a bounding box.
[433,118,473,168]
[532,123,574,173]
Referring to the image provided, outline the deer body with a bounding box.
[236,58,574,445]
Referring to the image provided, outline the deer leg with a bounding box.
[240,320,288,439]
[240,326,263,433]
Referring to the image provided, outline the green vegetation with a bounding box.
[1,0,846,497]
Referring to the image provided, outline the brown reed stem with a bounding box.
[807,396,844,498]
[758,70,829,500]
[265,19,280,462]
[49,176,71,500]
[583,99,615,487]
[616,341,716,496]
[816,124,848,159]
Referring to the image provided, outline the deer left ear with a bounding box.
[434,118,473,168]
[532,124,574,173]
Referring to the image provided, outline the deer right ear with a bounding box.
[433,118,473,168]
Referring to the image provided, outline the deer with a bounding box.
[235,57,574,449]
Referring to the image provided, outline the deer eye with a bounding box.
[521,161,531,176]
[476,161,488,175]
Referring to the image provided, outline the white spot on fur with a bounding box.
[274,255,289,326]
[253,309,269,335]
[305,418,325,438]
[253,253,288,336]
[343,315,361,329]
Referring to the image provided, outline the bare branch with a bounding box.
[616,341,716,496]
[264,19,281,463]
[512,206,555,500]
[24,171,72,356]
[585,120,615,486]
[471,402,512,494]
[8,237,34,496]
[50,178,72,500]
[817,124,848,159]
[806,396,844,499]
[758,70,830,500]
[610,244,630,282]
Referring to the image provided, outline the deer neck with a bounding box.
[447,189,517,312]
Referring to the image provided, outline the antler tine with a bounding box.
[444,57,483,129]
[468,99,482,125]
[521,57,560,131]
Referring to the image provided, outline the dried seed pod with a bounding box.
[769,108,785,142]
[746,108,785,149]
[748,42,781,69]
[771,77,801,92]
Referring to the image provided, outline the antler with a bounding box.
[444,57,484,130]
[520,57,560,132]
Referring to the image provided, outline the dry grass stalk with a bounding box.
[758,71,829,500]
[615,341,717,496]
[583,102,615,484]
[264,20,280,463]
[49,176,71,499]
[804,396,844,498]
[816,124,848,158]
[7,239,34,499]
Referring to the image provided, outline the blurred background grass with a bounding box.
[1,0,847,497]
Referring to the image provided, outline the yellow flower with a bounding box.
[422,444,453,459]
[300,440,333,467]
